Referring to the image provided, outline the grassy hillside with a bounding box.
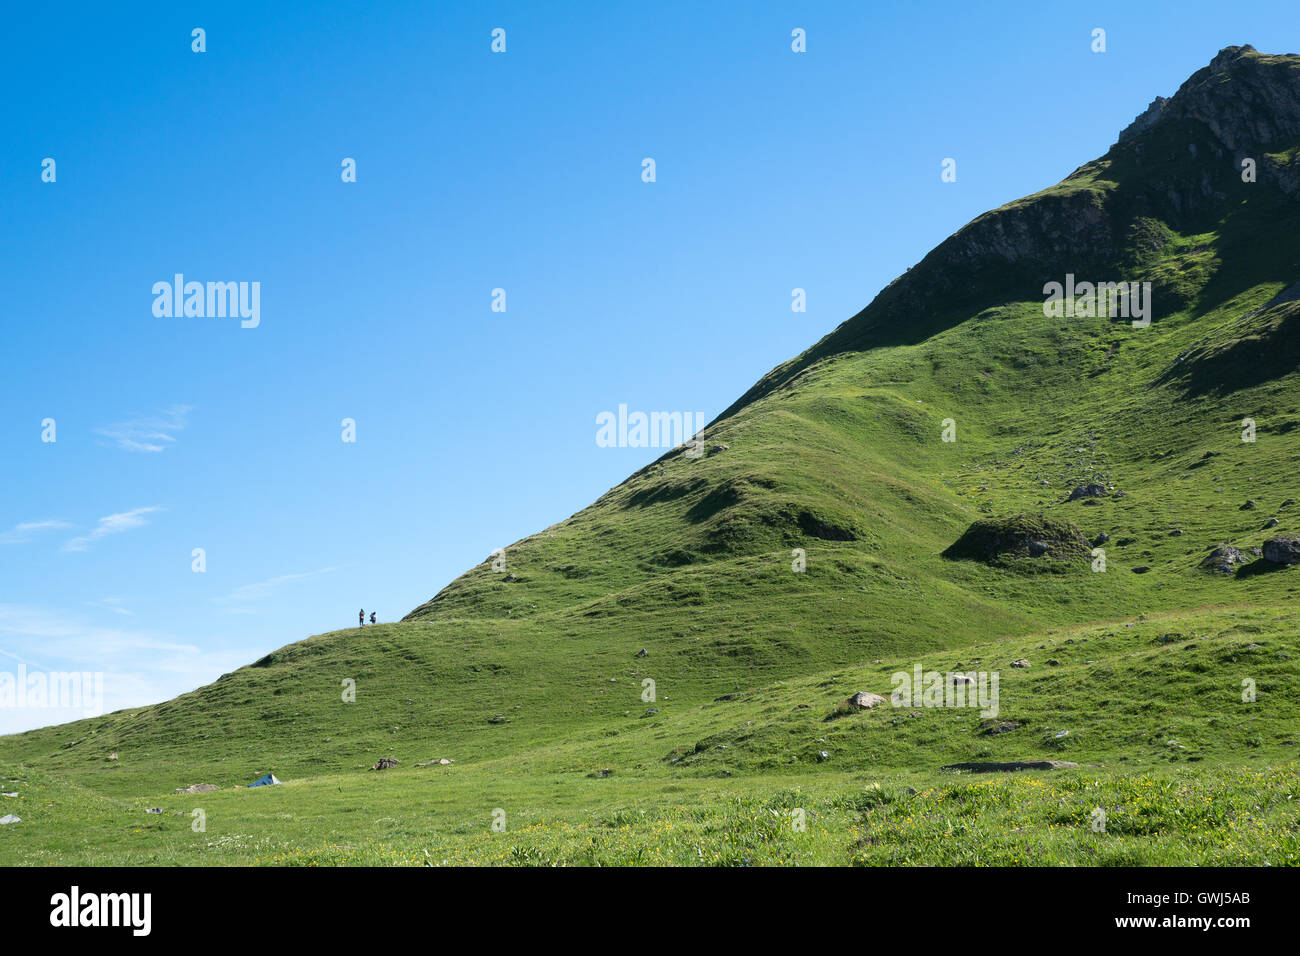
[4,46,1300,866]
[2,603,1298,864]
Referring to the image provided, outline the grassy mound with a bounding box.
[941,514,1093,565]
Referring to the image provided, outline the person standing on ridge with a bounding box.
[359,608,365,627]
[369,612,376,625]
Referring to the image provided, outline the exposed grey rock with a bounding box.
[1200,545,1245,573]
[843,691,887,710]
[1119,96,1171,142]
[1263,536,1300,565]
[1118,46,1300,199]
[1010,659,1030,668]
[979,720,1023,736]
[1068,483,1107,500]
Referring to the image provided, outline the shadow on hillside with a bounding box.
[1155,301,1300,397]
[1235,558,1292,579]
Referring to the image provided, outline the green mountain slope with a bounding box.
[4,46,1300,865]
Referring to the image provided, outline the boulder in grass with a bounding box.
[979,719,1023,736]
[371,758,400,771]
[1067,484,1107,501]
[1262,535,1300,565]
[1200,545,1245,574]
[1010,659,1031,668]
[843,692,887,710]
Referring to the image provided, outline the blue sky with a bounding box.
[2,1,1297,733]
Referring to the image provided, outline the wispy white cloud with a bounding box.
[0,519,72,545]
[63,507,162,552]
[95,404,192,453]
[86,597,133,616]
[0,604,252,736]
[214,567,340,605]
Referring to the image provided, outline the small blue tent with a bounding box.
[248,773,281,788]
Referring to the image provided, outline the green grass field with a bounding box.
[4,46,1300,867]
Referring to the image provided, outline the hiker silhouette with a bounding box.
[369,612,376,625]
[359,608,364,627]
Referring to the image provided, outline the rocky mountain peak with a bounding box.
[1117,44,1300,151]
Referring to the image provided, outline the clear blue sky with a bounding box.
[2,1,1296,733]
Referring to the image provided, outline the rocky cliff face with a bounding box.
[1122,46,1300,152]
[1117,45,1300,198]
